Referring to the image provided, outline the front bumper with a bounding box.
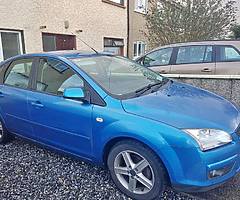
[172,154,240,193]
[166,138,240,193]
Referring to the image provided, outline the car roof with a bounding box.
[150,40,240,52]
[0,50,111,65]
[24,50,109,58]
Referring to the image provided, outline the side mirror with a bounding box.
[63,87,88,102]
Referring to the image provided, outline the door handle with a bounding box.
[201,68,212,72]
[159,70,166,74]
[31,101,44,108]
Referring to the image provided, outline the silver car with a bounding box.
[136,40,240,75]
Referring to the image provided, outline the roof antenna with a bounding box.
[74,31,99,54]
[79,38,99,54]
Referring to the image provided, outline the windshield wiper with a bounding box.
[135,79,169,97]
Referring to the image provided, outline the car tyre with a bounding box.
[0,119,13,144]
[107,140,167,200]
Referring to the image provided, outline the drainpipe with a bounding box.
[127,0,130,58]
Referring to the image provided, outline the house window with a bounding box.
[0,30,23,62]
[135,0,148,14]
[133,41,146,59]
[42,33,76,52]
[104,38,124,56]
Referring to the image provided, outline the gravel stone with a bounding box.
[0,139,239,200]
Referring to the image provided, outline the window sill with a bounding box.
[134,9,147,15]
[102,0,126,9]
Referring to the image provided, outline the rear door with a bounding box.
[215,45,240,75]
[141,48,173,74]
[0,58,35,139]
[171,45,216,74]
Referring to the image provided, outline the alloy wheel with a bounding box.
[114,150,155,194]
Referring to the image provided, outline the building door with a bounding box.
[42,33,76,52]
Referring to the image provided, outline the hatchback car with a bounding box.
[0,51,240,200]
[136,40,240,75]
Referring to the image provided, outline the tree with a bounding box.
[145,0,237,48]
[230,24,240,39]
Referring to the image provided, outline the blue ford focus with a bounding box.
[0,51,239,200]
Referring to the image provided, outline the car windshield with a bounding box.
[71,55,166,98]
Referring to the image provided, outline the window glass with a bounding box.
[134,41,146,59]
[36,58,84,95]
[42,34,56,52]
[176,46,212,64]
[4,59,33,89]
[135,0,148,13]
[104,38,124,56]
[204,46,213,62]
[218,46,240,62]
[71,56,164,97]
[0,31,23,61]
[143,48,173,66]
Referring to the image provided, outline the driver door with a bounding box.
[141,48,173,74]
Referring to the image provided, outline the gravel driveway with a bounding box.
[0,138,239,200]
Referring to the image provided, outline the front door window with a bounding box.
[36,58,84,95]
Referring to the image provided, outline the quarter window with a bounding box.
[4,59,33,89]
[218,46,240,62]
[143,48,173,67]
[176,46,213,64]
[36,58,84,95]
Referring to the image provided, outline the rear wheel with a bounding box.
[107,140,167,200]
[0,120,13,144]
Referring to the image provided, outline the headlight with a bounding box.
[183,129,232,151]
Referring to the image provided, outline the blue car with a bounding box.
[0,51,239,200]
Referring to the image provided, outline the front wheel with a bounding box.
[107,140,167,200]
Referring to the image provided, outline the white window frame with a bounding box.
[0,30,23,62]
[110,0,124,5]
[133,41,146,59]
[135,0,148,14]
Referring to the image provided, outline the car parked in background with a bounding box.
[0,51,240,200]
[136,40,240,75]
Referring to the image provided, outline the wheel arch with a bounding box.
[102,136,171,184]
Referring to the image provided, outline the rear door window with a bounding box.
[176,46,213,64]
[4,58,33,89]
